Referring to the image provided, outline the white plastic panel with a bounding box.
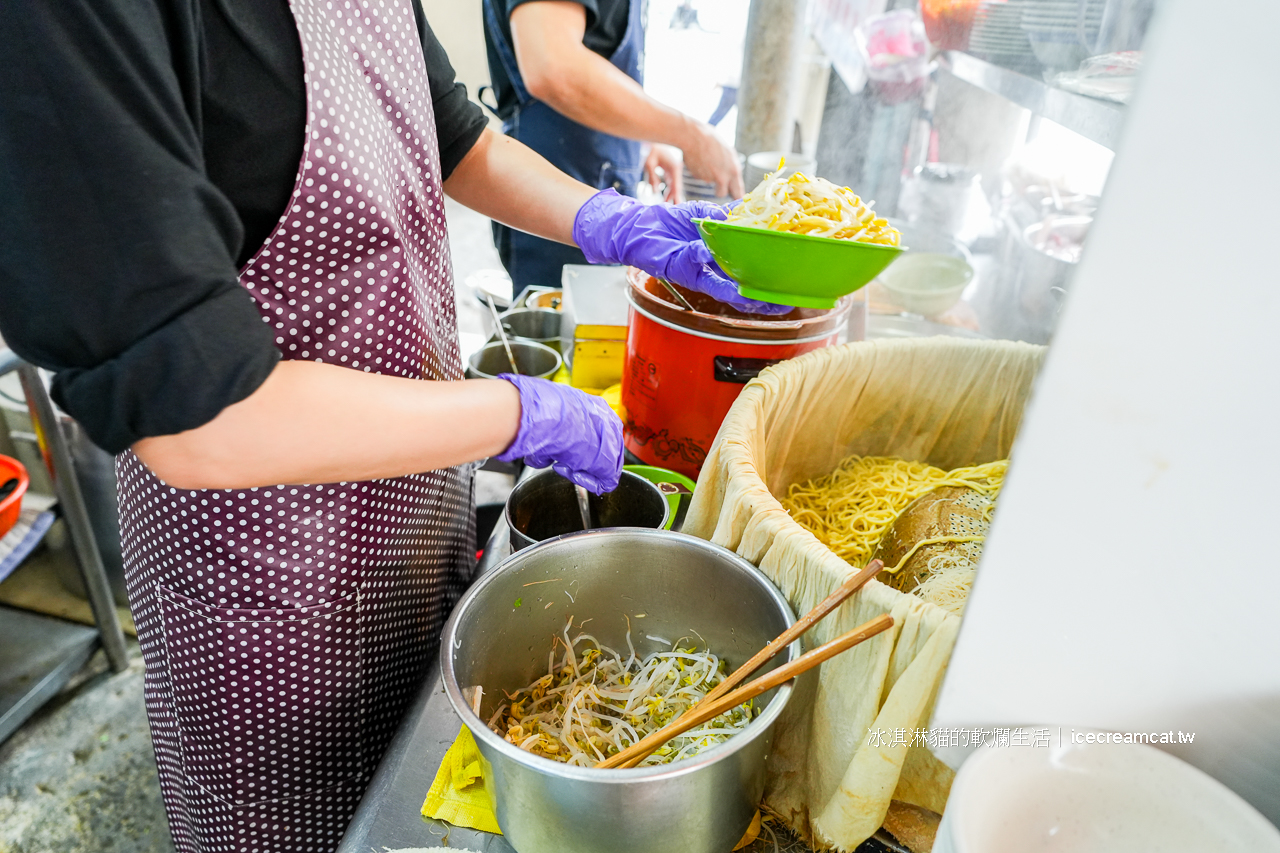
[933,0,1280,823]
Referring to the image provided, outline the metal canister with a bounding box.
[504,469,668,551]
[495,307,565,355]
[466,341,562,380]
[999,213,1091,342]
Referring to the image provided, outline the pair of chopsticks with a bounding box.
[596,558,892,769]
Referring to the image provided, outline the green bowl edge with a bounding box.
[695,217,903,309]
[736,287,839,310]
[694,217,908,252]
[624,464,696,530]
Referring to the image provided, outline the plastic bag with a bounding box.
[1054,50,1143,103]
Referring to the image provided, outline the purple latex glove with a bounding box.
[573,189,792,316]
[494,373,624,494]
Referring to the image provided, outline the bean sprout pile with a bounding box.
[488,619,755,767]
[725,159,902,246]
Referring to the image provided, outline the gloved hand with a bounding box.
[495,374,624,494]
[573,189,792,316]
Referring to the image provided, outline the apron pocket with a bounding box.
[157,585,366,807]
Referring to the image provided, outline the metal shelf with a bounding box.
[0,509,56,584]
[938,50,1126,150]
[0,605,100,742]
[0,350,128,745]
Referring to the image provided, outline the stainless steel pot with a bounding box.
[441,529,799,853]
[898,163,982,238]
[1004,214,1091,338]
[505,468,669,551]
[466,340,562,380]
[497,307,565,354]
[519,288,564,310]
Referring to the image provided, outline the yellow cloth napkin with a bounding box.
[421,727,502,835]
[734,809,762,850]
[422,726,761,848]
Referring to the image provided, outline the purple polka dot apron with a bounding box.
[115,2,474,850]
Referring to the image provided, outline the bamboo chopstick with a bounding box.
[595,559,882,770]
[700,558,883,710]
[598,613,894,770]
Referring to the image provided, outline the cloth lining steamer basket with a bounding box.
[621,269,851,479]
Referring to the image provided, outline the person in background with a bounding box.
[707,79,739,129]
[670,0,705,30]
[483,0,746,296]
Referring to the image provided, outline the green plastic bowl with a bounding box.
[624,465,696,530]
[696,218,906,310]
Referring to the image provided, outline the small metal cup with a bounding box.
[496,308,565,354]
[467,341,562,380]
[524,289,564,310]
[505,469,669,551]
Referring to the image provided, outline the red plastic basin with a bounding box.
[0,454,30,539]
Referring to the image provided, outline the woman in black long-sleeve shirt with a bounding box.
[0,1,768,849]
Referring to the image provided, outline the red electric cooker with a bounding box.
[621,269,852,479]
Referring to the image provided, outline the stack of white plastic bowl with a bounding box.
[1021,0,1105,71]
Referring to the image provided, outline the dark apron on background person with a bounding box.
[483,0,645,297]
[115,1,475,850]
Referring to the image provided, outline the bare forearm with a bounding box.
[132,360,521,490]
[533,49,693,148]
[443,128,596,245]
[510,3,691,148]
[508,2,743,198]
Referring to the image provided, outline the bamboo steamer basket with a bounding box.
[683,338,1045,851]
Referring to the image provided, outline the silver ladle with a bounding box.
[574,482,593,532]
[486,294,518,374]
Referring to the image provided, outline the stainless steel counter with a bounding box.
[938,51,1126,151]
[339,516,905,853]
[338,643,509,852]
[338,513,516,853]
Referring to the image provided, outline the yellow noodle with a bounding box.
[915,553,979,615]
[779,456,1007,570]
[725,161,902,246]
[883,535,989,575]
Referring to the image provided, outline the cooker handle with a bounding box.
[713,356,785,384]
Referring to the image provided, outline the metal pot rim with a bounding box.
[627,295,846,347]
[504,469,671,549]
[467,340,562,380]
[498,306,563,318]
[440,528,799,782]
[626,268,852,338]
